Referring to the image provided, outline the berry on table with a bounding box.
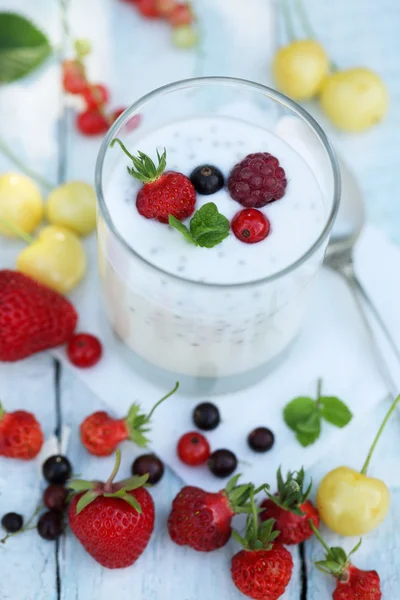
[37,511,65,541]
[0,401,44,460]
[76,109,109,136]
[231,208,271,244]
[247,427,275,453]
[171,24,199,49]
[43,485,69,512]
[136,0,160,18]
[192,402,220,431]
[132,453,164,485]
[42,455,72,485]
[208,449,237,478]
[111,140,196,224]
[228,152,287,208]
[190,165,224,196]
[177,432,210,466]
[67,333,103,368]
[0,173,43,238]
[45,181,97,236]
[62,60,87,95]
[82,84,110,110]
[168,3,193,26]
[1,512,23,533]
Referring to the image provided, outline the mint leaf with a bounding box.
[283,397,316,431]
[320,396,352,428]
[190,202,230,248]
[296,429,321,447]
[296,411,321,434]
[0,13,52,83]
[168,215,197,245]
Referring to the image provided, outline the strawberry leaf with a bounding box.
[69,479,97,492]
[76,490,99,515]
[119,494,142,513]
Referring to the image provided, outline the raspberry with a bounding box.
[228,152,287,208]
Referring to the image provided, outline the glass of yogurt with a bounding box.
[95,77,340,394]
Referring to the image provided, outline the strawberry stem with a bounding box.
[0,137,53,191]
[147,381,179,421]
[309,521,331,553]
[105,449,121,488]
[0,217,34,244]
[361,394,400,475]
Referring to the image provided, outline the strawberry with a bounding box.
[260,467,319,545]
[80,382,178,455]
[68,450,155,569]
[311,524,382,600]
[231,500,293,600]
[0,270,78,362]
[168,474,259,552]
[111,139,196,223]
[0,402,43,459]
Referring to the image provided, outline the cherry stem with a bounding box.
[293,0,317,39]
[281,0,296,43]
[105,449,121,488]
[146,381,179,421]
[1,503,43,544]
[0,137,53,191]
[361,394,400,475]
[0,217,34,244]
[309,520,331,554]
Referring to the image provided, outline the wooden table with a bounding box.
[0,1,399,598]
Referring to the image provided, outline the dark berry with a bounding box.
[37,511,65,541]
[177,432,210,466]
[247,427,275,453]
[190,165,224,195]
[208,449,237,478]
[1,512,23,533]
[67,333,103,368]
[132,454,164,485]
[231,209,270,244]
[228,152,287,207]
[42,455,72,485]
[43,485,69,512]
[193,402,220,431]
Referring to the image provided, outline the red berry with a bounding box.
[156,0,176,16]
[82,84,109,110]
[228,152,287,208]
[62,60,86,95]
[112,109,142,132]
[231,208,271,244]
[333,565,382,600]
[168,3,193,26]
[177,432,210,466]
[137,171,196,223]
[136,0,160,18]
[76,109,109,136]
[67,333,102,368]
[0,405,43,460]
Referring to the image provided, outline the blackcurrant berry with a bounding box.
[190,165,224,195]
[1,512,23,533]
[208,449,237,478]
[193,402,220,431]
[37,511,65,541]
[42,455,72,485]
[247,427,275,453]
[132,454,164,485]
[43,485,69,512]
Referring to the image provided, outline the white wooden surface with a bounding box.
[0,0,399,599]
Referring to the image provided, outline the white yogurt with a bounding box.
[98,115,328,387]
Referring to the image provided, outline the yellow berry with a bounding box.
[46,181,97,236]
[172,25,199,49]
[0,173,44,237]
[17,225,86,294]
[319,68,389,132]
[273,39,330,100]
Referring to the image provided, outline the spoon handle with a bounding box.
[343,266,399,397]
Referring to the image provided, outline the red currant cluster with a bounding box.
[122,0,198,48]
[62,40,132,136]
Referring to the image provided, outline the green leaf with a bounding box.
[296,411,321,434]
[76,490,99,515]
[329,547,348,564]
[117,474,149,491]
[295,427,321,447]
[283,397,316,431]
[120,494,142,513]
[168,215,196,245]
[68,479,97,492]
[190,203,230,248]
[0,13,52,83]
[320,396,352,428]
[315,560,343,576]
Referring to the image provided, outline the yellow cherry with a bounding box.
[319,68,388,132]
[0,173,44,237]
[17,225,86,294]
[46,181,97,236]
[316,466,390,536]
[273,40,330,100]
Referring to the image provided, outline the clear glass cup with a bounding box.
[95,77,340,394]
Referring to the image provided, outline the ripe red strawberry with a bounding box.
[111,139,196,223]
[68,450,154,569]
[0,402,43,460]
[80,382,178,455]
[231,508,293,599]
[312,525,382,600]
[260,467,319,545]
[168,474,257,552]
[0,270,78,362]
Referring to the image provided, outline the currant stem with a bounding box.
[0,218,34,244]
[309,521,331,554]
[281,0,296,43]
[361,394,400,475]
[147,381,179,421]
[0,138,53,191]
[1,503,43,544]
[293,0,317,39]
[106,449,121,487]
